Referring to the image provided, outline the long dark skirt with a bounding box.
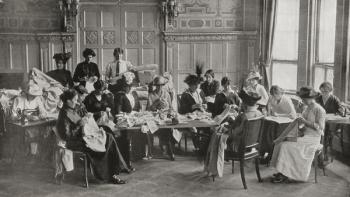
[66,132,127,182]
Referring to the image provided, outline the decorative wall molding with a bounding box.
[0,32,75,42]
[163,31,258,42]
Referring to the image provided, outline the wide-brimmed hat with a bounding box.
[184,74,201,85]
[26,83,42,96]
[297,86,319,99]
[247,71,262,80]
[53,52,71,64]
[239,89,261,106]
[153,76,168,86]
[74,85,88,94]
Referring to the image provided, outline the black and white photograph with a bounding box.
[0,0,349,196]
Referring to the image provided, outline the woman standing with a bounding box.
[56,89,127,184]
[270,86,326,183]
[73,48,100,89]
[47,52,73,88]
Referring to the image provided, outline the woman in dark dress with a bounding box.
[56,89,127,184]
[83,80,114,121]
[73,48,100,87]
[315,82,344,114]
[47,52,73,88]
[200,69,220,98]
[212,77,241,117]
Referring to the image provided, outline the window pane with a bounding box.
[326,69,334,84]
[318,0,337,63]
[272,0,300,60]
[314,67,325,90]
[272,63,298,90]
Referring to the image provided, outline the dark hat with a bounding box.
[239,89,261,106]
[297,86,319,99]
[184,74,201,85]
[53,52,71,63]
[82,48,96,58]
[73,85,88,94]
[93,80,107,91]
[113,48,124,56]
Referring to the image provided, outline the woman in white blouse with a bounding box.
[268,85,297,119]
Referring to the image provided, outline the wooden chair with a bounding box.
[224,116,264,189]
[313,136,326,183]
[52,127,89,188]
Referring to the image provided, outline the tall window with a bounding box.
[313,0,337,89]
[271,0,300,91]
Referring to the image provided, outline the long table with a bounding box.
[119,119,219,130]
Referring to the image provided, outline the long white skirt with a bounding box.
[270,135,321,181]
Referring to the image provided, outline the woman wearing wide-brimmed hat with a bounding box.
[73,48,100,89]
[47,52,73,88]
[270,86,326,183]
[246,71,269,111]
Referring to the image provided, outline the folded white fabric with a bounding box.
[83,115,107,152]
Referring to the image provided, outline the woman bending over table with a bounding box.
[56,89,127,184]
[270,86,326,183]
[268,85,296,119]
[147,76,175,161]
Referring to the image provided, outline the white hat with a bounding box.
[247,71,262,80]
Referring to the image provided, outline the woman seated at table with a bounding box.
[11,83,47,160]
[315,82,344,114]
[205,89,263,177]
[56,89,127,184]
[270,86,325,183]
[47,52,73,88]
[83,80,114,121]
[147,76,175,161]
[212,77,241,117]
[268,85,297,119]
[113,72,139,170]
[246,71,269,113]
[73,85,89,117]
[179,74,207,152]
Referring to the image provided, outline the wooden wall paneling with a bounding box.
[27,41,40,71]
[0,40,9,72]
[40,43,50,72]
[11,41,26,71]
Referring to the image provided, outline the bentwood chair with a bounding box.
[52,127,89,188]
[224,116,264,189]
[313,136,326,183]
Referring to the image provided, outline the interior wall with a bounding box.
[164,0,260,93]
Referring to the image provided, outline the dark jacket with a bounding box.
[179,90,206,114]
[114,91,139,115]
[200,80,220,97]
[83,92,114,120]
[73,61,100,86]
[212,92,241,117]
[47,69,74,87]
[315,94,343,114]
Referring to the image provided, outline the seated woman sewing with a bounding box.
[11,82,47,160]
[204,89,263,177]
[147,76,175,161]
[56,89,127,184]
[270,86,326,183]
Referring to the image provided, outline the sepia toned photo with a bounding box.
[0,0,349,196]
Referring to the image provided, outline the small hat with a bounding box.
[239,89,261,106]
[53,52,71,63]
[297,86,319,99]
[247,71,262,80]
[152,76,168,86]
[26,83,43,96]
[184,74,201,85]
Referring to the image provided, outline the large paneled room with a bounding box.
[0,0,349,196]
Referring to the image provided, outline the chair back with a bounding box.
[239,116,264,153]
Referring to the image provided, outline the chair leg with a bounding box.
[84,155,89,188]
[314,156,318,183]
[184,135,187,153]
[240,159,247,189]
[255,158,262,182]
[231,161,234,174]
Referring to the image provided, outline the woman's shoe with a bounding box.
[271,175,288,183]
[169,154,175,161]
[112,175,126,184]
[272,173,283,177]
